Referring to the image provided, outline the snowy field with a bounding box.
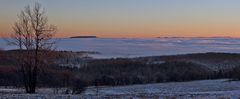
[1,79,240,99]
[1,37,240,58]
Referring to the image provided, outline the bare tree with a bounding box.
[9,2,57,93]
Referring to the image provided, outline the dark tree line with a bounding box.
[1,55,240,94]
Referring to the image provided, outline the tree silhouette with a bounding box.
[9,2,57,93]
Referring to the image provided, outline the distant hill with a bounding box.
[70,36,97,38]
[136,52,240,71]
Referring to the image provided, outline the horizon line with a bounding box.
[54,35,240,39]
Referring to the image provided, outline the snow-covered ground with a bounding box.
[1,79,240,99]
[84,79,240,98]
[1,37,240,58]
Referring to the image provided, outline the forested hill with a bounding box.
[1,50,240,87]
[1,50,240,71]
[135,52,240,71]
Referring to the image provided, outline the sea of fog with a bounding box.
[1,37,240,58]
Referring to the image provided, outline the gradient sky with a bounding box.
[1,0,240,38]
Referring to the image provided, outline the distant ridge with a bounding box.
[156,36,233,39]
[70,36,97,38]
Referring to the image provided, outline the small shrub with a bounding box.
[71,79,87,94]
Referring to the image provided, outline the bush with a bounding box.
[71,79,87,94]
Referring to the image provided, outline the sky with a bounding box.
[1,0,240,38]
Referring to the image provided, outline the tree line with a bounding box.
[1,54,240,94]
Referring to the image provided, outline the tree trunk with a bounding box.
[21,64,29,93]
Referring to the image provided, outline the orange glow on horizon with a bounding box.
[2,0,240,38]
[53,31,240,38]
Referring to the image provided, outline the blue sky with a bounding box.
[1,0,240,38]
